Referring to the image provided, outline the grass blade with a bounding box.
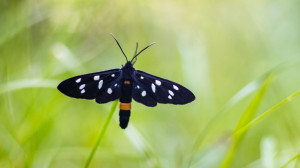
[281,153,300,168]
[188,75,268,167]
[84,101,118,168]
[0,78,59,94]
[233,90,300,138]
[220,74,274,168]
[234,75,274,131]
[124,124,161,167]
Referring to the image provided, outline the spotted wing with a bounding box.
[57,69,122,104]
[132,70,195,107]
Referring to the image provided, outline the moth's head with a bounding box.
[110,33,156,66]
[123,61,133,68]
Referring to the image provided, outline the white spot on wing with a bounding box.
[168,90,174,96]
[141,90,146,97]
[137,85,140,89]
[168,95,172,99]
[79,84,86,90]
[111,74,115,77]
[94,75,100,80]
[155,80,161,86]
[76,78,81,83]
[98,80,103,89]
[107,88,112,94]
[173,85,179,90]
[151,83,156,93]
[140,76,144,79]
[81,89,85,94]
[114,83,118,87]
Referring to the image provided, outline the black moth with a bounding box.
[57,34,195,129]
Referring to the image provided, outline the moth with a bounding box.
[57,34,195,129]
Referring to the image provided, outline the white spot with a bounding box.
[94,75,100,80]
[137,85,140,89]
[168,90,174,96]
[107,88,112,94]
[79,84,86,90]
[173,85,179,90]
[140,76,144,79]
[81,89,85,94]
[98,80,103,89]
[111,74,115,77]
[114,83,118,87]
[76,78,81,83]
[155,80,161,86]
[168,95,172,99]
[151,83,156,93]
[141,90,146,97]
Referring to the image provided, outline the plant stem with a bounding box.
[84,101,118,168]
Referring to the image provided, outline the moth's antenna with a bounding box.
[110,33,128,61]
[131,42,156,62]
[132,42,138,65]
[135,42,139,56]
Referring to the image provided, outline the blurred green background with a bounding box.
[1,0,300,167]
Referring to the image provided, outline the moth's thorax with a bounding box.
[121,61,135,80]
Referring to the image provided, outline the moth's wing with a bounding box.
[131,72,158,107]
[95,70,123,104]
[57,69,122,103]
[132,70,195,106]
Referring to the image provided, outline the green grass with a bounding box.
[1,0,300,167]
[85,101,118,168]
[282,153,300,168]
[220,74,275,168]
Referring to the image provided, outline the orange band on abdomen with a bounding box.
[124,80,130,84]
[119,103,131,110]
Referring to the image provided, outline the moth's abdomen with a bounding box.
[119,103,131,129]
[119,80,133,129]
